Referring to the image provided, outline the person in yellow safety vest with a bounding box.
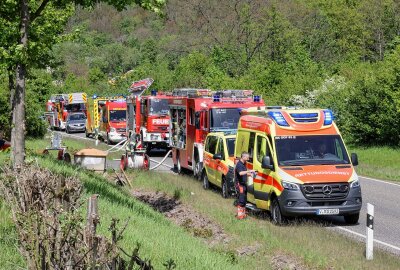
[235,152,255,220]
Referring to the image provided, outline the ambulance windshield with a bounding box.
[210,108,240,131]
[149,99,169,115]
[275,135,350,166]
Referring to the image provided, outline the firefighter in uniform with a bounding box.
[235,152,255,219]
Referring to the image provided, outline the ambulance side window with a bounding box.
[256,135,270,163]
[248,132,255,162]
[207,136,218,154]
[217,138,225,160]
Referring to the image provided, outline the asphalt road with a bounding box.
[56,130,400,256]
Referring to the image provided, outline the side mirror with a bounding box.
[351,153,358,166]
[213,153,222,160]
[261,156,274,170]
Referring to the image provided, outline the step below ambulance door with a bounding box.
[253,134,274,202]
[204,135,218,184]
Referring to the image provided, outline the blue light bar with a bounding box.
[253,95,261,102]
[268,111,289,126]
[213,95,220,102]
[151,89,157,96]
[93,94,98,99]
[323,110,334,125]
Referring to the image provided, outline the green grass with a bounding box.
[349,146,400,182]
[26,134,123,160]
[0,152,247,269]
[0,199,26,269]
[128,170,400,270]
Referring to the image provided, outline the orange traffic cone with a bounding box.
[237,206,247,220]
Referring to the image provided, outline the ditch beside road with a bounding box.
[56,131,400,257]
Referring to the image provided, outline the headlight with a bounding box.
[110,127,116,133]
[281,180,300,190]
[350,179,360,188]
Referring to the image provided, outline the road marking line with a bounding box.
[360,176,400,187]
[335,226,400,252]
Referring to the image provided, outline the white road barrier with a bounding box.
[366,203,374,260]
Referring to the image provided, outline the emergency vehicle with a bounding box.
[234,107,362,224]
[85,95,125,138]
[202,132,236,198]
[45,93,87,130]
[99,100,127,144]
[127,90,173,152]
[169,89,264,178]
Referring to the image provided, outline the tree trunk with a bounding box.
[11,0,29,169]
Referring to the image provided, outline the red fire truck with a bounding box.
[127,90,174,152]
[45,93,87,130]
[99,100,127,144]
[169,89,264,177]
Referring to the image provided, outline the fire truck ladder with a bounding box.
[172,88,212,98]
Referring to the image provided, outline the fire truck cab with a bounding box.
[169,89,264,178]
[99,100,127,144]
[85,95,125,138]
[234,107,362,224]
[127,90,172,152]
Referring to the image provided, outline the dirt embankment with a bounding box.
[131,189,230,246]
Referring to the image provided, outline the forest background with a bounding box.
[1,0,399,146]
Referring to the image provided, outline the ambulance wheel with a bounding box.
[202,171,210,190]
[221,177,229,199]
[63,153,71,163]
[271,197,287,225]
[344,213,359,225]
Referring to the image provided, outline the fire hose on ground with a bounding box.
[149,150,173,170]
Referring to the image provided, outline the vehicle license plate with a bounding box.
[317,209,339,215]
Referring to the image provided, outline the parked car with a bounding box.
[66,112,86,133]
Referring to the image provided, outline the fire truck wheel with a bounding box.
[176,156,182,174]
[63,153,71,163]
[344,213,359,225]
[194,160,202,180]
[221,177,229,198]
[270,197,287,225]
[105,133,111,145]
[202,171,210,190]
[146,144,152,154]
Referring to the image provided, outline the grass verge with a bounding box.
[128,170,400,270]
[349,146,400,182]
[0,152,247,270]
[0,199,26,269]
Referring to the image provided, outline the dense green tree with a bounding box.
[0,0,164,168]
